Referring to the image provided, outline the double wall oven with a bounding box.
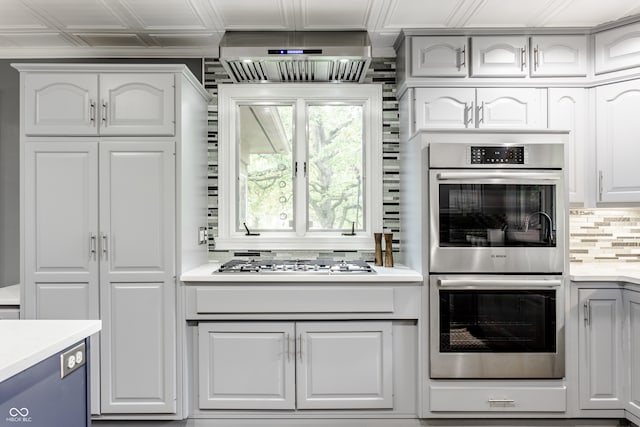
[428,141,566,379]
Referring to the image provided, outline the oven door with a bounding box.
[429,169,565,273]
[429,275,565,379]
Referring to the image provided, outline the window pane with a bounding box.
[237,105,293,231]
[308,105,364,231]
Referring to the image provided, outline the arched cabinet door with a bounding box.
[411,36,468,77]
[414,88,475,129]
[24,73,99,135]
[595,21,640,74]
[476,88,546,129]
[99,73,175,136]
[471,36,528,77]
[531,36,587,77]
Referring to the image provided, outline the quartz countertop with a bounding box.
[570,262,640,285]
[0,284,20,305]
[181,262,423,283]
[0,320,101,383]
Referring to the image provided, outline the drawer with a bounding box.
[0,307,19,319]
[430,385,566,412]
[187,286,395,314]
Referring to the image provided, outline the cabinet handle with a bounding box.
[458,46,466,70]
[89,101,96,125]
[598,170,603,201]
[533,45,540,71]
[464,103,474,127]
[101,101,107,126]
[89,233,97,260]
[584,301,591,326]
[298,335,303,362]
[488,399,515,404]
[521,46,527,71]
[476,102,484,125]
[285,333,291,362]
[101,234,108,258]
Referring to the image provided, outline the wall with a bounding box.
[570,208,640,262]
[0,58,203,287]
[203,57,400,263]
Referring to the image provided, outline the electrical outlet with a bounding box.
[60,342,86,379]
[198,226,208,245]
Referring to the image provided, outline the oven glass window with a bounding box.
[439,290,556,353]
[438,183,556,247]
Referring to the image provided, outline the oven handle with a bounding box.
[438,278,562,288]
[435,172,561,182]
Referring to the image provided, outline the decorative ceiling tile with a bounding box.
[74,33,148,47]
[299,0,372,29]
[461,0,557,27]
[118,0,207,30]
[0,0,49,30]
[148,32,221,47]
[542,0,640,27]
[381,0,467,29]
[24,0,127,30]
[208,0,294,30]
[0,32,74,47]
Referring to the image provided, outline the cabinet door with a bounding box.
[548,88,587,204]
[24,74,98,135]
[198,322,296,410]
[23,141,101,414]
[296,321,393,409]
[414,88,475,129]
[476,88,546,128]
[578,289,624,409]
[471,36,528,77]
[531,36,588,77]
[595,21,640,74]
[626,290,640,419]
[411,36,468,77]
[99,74,175,136]
[99,141,176,414]
[596,80,640,203]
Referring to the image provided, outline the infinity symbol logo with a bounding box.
[9,407,29,417]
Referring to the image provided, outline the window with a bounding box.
[217,84,382,250]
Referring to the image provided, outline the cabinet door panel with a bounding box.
[596,81,640,203]
[531,36,587,77]
[411,36,468,77]
[595,21,640,74]
[471,36,528,77]
[548,88,587,204]
[414,88,475,129]
[198,322,295,410]
[578,289,624,409]
[627,291,640,418]
[297,321,392,409]
[24,73,98,135]
[477,88,546,128]
[100,74,175,136]
[101,282,175,413]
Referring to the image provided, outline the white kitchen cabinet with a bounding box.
[595,21,640,74]
[578,288,625,409]
[596,79,640,203]
[411,36,468,77]
[198,321,393,411]
[414,87,546,130]
[531,36,588,77]
[17,63,210,419]
[471,36,528,77]
[99,142,176,414]
[548,88,587,204]
[23,71,175,136]
[626,289,640,419]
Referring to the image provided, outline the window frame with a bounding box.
[217,83,383,251]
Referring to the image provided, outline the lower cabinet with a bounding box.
[198,321,393,411]
[577,288,624,409]
[626,289,640,419]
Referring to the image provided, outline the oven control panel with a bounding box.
[470,146,524,164]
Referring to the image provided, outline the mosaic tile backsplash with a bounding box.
[203,58,399,263]
[570,208,640,263]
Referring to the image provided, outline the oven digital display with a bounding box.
[470,146,524,164]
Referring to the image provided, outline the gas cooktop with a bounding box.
[215,259,374,274]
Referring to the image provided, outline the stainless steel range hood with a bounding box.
[218,31,371,83]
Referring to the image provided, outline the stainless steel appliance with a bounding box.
[429,142,565,274]
[429,275,564,379]
[215,259,374,274]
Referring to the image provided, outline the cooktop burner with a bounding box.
[215,259,374,274]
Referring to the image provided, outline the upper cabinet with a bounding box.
[531,35,588,77]
[411,36,468,77]
[595,21,640,74]
[24,72,175,136]
[471,36,529,77]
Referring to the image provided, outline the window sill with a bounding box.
[214,235,376,252]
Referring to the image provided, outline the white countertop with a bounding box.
[0,320,101,383]
[0,284,20,305]
[570,262,640,285]
[181,262,423,283]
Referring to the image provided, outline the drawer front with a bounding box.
[430,386,566,412]
[190,286,395,314]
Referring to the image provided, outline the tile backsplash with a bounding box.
[570,208,640,263]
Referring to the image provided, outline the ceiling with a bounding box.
[1,0,639,58]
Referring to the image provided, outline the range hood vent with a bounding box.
[219,31,372,83]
